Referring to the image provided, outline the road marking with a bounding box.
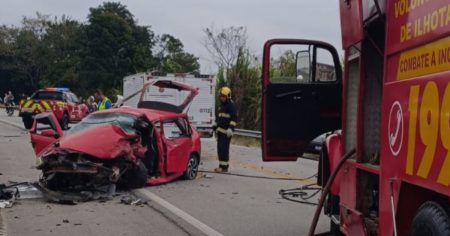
[134,188,223,236]
[0,209,7,236]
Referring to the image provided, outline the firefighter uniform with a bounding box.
[214,87,237,172]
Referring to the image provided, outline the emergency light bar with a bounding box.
[45,87,70,92]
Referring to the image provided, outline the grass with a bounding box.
[231,135,261,148]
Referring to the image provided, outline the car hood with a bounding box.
[58,124,136,159]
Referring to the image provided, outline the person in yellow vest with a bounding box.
[94,89,112,111]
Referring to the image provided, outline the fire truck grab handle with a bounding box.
[308,148,356,236]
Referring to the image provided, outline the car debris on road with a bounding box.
[0,182,43,208]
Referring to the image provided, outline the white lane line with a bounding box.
[134,188,223,236]
[0,209,7,236]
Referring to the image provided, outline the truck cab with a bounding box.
[262,0,450,235]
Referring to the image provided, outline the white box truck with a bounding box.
[123,72,215,137]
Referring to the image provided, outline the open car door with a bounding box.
[262,39,342,161]
[29,112,64,156]
[161,118,192,173]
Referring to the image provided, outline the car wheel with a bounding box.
[409,201,450,236]
[60,113,69,130]
[184,154,199,180]
[22,116,33,129]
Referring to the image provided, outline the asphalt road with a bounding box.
[0,112,328,236]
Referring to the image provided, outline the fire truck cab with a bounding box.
[262,0,450,235]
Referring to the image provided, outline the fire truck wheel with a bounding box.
[60,113,69,130]
[409,201,450,236]
[184,154,199,180]
[22,116,33,129]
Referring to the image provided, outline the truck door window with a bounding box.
[269,44,337,84]
[315,48,337,82]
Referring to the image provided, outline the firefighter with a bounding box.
[94,89,111,111]
[213,86,237,173]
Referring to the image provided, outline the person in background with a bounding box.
[5,91,14,106]
[86,96,97,113]
[94,89,111,111]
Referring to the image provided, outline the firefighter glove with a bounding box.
[226,128,233,138]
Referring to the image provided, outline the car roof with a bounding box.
[97,106,187,122]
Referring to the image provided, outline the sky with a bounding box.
[0,0,343,74]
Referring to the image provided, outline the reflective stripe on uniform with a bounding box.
[218,113,231,118]
[229,121,237,126]
[219,161,229,166]
[216,127,227,134]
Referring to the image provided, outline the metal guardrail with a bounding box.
[234,129,261,138]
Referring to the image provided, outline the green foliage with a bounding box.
[80,2,154,98]
[155,34,199,73]
[204,26,261,131]
[226,49,261,130]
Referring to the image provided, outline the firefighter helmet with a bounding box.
[220,86,231,98]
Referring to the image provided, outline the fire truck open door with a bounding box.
[262,39,342,161]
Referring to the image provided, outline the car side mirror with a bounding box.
[41,129,59,139]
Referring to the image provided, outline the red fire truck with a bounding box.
[261,0,450,235]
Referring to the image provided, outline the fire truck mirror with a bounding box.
[296,50,311,83]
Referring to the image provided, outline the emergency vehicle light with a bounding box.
[45,87,70,92]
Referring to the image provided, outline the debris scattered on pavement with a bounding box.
[204,174,214,179]
[0,182,45,208]
[197,172,214,179]
[120,195,146,206]
[0,183,19,208]
[15,183,43,199]
[35,182,116,204]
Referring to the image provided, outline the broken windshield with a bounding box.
[67,112,137,136]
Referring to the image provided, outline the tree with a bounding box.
[79,2,156,97]
[0,13,51,95]
[154,34,199,73]
[226,49,261,130]
[203,26,262,130]
[38,17,84,90]
[202,26,247,70]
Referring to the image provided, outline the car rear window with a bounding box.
[31,91,63,101]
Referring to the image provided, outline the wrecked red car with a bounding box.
[29,80,201,202]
